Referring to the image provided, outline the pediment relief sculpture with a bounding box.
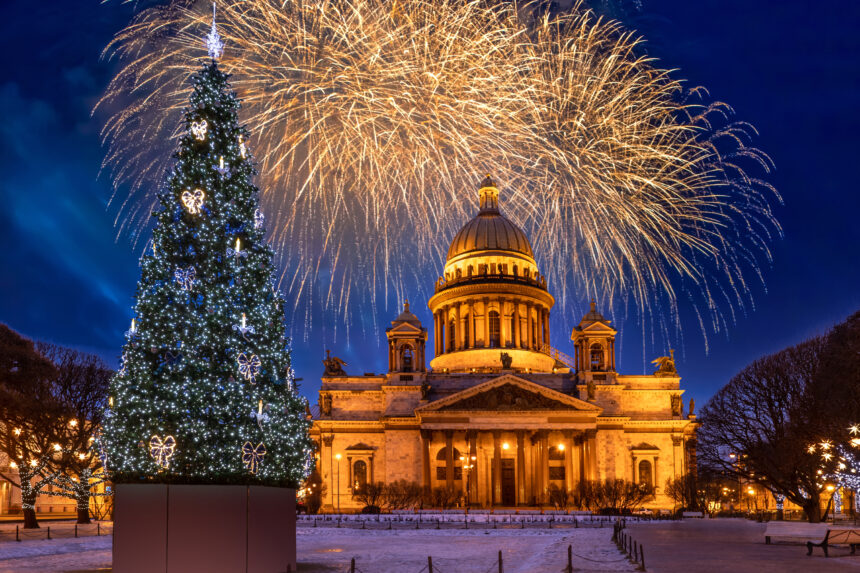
[437,383,578,411]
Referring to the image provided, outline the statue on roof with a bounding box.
[323,349,348,376]
[652,349,677,376]
[500,352,513,369]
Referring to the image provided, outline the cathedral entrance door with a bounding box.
[501,459,516,506]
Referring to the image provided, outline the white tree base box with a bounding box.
[113,484,296,573]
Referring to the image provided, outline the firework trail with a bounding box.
[98,0,780,349]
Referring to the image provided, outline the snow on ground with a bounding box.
[0,536,111,573]
[0,523,633,572]
[297,527,635,573]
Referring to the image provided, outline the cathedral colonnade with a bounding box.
[432,299,551,356]
[419,428,597,506]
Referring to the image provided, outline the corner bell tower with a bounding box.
[386,300,427,373]
[571,299,617,374]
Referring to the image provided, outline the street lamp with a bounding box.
[460,455,476,506]
[334,453,342,513]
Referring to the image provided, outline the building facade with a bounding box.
[311,176,697,510]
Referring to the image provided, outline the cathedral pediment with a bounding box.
[416,375,600,414]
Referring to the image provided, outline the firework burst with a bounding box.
[99,0,780,347]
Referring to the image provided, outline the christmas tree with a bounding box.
[103,14,312,487]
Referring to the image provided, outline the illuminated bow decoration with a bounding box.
[242,441,266,474]
[254,209,264,230]
[181,189,205,215]
[174,267,197,291]
[238,134,247,158]
[237,353,262,384]
[190,120,208,141]
[149,435,176,469]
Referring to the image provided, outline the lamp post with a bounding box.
[335,453,342,513]
[460,455,476,507]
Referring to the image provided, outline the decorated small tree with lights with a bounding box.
[103,13,311,490]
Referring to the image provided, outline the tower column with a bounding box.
[513,300,521,348]
[492,431,502,505]
[516,430,526,505]
[421,430,432,494]
[446,430,454,490]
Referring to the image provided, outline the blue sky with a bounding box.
[1,1,858,409]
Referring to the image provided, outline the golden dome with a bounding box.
[446,176,534,261]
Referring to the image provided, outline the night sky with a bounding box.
[1,1,858,410]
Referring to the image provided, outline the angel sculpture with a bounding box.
[323,349,348,376]
[651,349,677,376]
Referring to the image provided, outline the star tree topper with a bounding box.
[207,2,224,60]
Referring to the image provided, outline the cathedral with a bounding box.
[311,176,697,511]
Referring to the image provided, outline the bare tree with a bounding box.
[36,344,112,524]
[0,325,63,528]
[697,336,843,522]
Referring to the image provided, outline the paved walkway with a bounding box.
[628,518,860,572]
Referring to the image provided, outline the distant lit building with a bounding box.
[311,176,698,510]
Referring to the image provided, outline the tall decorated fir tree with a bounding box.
[103,14,312,487]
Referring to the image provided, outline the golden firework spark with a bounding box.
[98,0,780,344]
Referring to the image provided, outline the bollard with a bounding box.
[436,519,440,530]
[416,520,420,530]
[98,522,101,536]
[314,518,318,528]
[388,520,392,530]
[634,541,638,561]
[16,525,20,542]
[428,556,433,572]
[498,549,503,573]
[47,526,51,540]
[640,546,645,570]
[521,519,525,529]
[568,544,573,573]
[337,518,341,529]
[75,524,78,538]
[350,557,356,573]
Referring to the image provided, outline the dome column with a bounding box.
[513,300,521,348]
[454,303,462,351]
[499,297,507,348]
[468,299,476,349]
[538,307,545,350]
[483,297,490,348]
[526,302,534,349]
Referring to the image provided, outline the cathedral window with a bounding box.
[489,311,500,347]
[590,343,605,371]
[448,319,456,352]
[463,314,470,348]
[638,460,653,491]
[353,460,368,494]
[548,446,565,461]
[508,315,516,347]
